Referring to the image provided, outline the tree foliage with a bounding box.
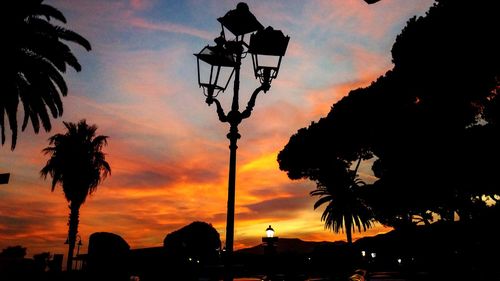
[40,119,110,270]
[1,0,91,149]
[278,0,500,230]
[0,245,27,259]
[163,221,221,264]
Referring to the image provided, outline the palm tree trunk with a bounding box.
[353,155,362,176]
[66,203,80,271]
[345,216,353,244]
[345,155,362,245]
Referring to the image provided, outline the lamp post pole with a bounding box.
[262,225,278,278]
[76,235,82,256]
[65,234,82,271]
[223,38,267,256]
[211,60,268,280]
[195,4,289,279]
[225,42,242,257]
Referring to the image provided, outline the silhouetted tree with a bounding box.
[0,245,27,259]
[279,0,500,230]
[164,221,221,264]
[1,0,91,149]
[0,245,32,280]
[278,88,375,240]
[32,252,51,273]
[40,119,110,271]
[310,164,373,244]
[369,0,500,224]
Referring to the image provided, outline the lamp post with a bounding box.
[65,234,82,270]
[262,225,279,255]
[76,235,83,256]
[195,3,289,280]
[262,225,279,279]
[266,225,275,238]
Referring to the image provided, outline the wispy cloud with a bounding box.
[129,17,212,40]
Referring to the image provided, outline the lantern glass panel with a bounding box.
[255,54,280,68]
[197,59,234,97]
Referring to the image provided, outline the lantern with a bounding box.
[194,38,236,104]
[248,26,289,87]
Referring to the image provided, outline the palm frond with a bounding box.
[40,78,62,118]
[313,195,333,210]
[35,96,52,132]
[41,120,110,205]
[35,4,67,23]
[55,27,91,51]
[62,49,82,72]
[6,96,19,150]
[20,48,68,96]
[2,0,91,150]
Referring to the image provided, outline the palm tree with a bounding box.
[310,157,374,244]
[1,0,91,150]
[40,119,110,271]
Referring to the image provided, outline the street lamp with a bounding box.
[76,235,83,256]
[248,27,289,88]
[195,2,289,280]
[262,225,279,253]
[65,234,83,270]
[262,225,279,279]
[195,38,236,105]
[217,2,263,39]
[266,225,275,238]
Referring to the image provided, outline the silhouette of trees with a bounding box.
[310,169,373,244]
[0,245,27,259]
[1,0,91,150]
[163,221,221,264]
[32,252,51,273]
[277,86,375,240]
[279,0,499,231]
[368,0,500,225]
[40,119,110,271]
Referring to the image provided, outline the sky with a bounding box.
[0,0,435,258]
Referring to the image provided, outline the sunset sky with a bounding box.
[0,0,434,258]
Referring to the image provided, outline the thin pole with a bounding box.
[225,125,238,255]
[224,40,243,281]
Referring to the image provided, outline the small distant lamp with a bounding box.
[266,225,275,238]
[248,26,289,89]
[371,252,377,258]
[361,250,366,257]
[262,225,278,256]
[195,38,237,104]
